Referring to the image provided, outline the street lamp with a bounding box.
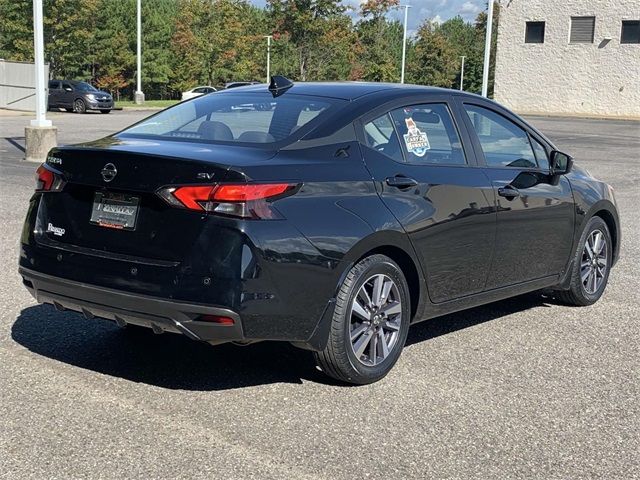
[134,0,144,104]
[481,0,495,97]
[264,35,273,82]
[399,5,411,84]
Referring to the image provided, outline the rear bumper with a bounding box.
[19,267,244,345]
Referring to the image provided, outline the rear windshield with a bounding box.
[120,92,344,145]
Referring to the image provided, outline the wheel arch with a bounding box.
[296,231,427,352]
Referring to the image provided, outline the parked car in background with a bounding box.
[48,80,113,114]
[224,81,260,89]
[22,78,620,385]
[181,86,217,101]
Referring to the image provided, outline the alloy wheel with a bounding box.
[349,273,402,367]
[580,229,608,294]
[73,99,85,113]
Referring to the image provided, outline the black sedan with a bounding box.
[20,78,620,384]
[48,80,114,114]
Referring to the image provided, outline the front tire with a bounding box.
[73,99,86,113]
[553,216,612,306]
[314,254,411,385]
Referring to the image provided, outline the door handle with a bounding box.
[386,176,418,188]
[497,185,520,198]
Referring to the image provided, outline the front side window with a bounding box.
[464,104,537,168]
[621,20,640,44]
[62,82,73,90]
[531,137,549,170]
[570,16,596,43]
[121,93,342,145]
[525,21,545,43]
[390,103,466,165]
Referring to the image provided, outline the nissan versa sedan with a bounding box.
[20,78,620,384]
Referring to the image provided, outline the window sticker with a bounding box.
[403,117,430,157]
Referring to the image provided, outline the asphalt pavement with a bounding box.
[1,109,639,479]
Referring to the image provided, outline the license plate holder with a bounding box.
[90,191,140,230]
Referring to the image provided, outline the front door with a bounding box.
[358,99,496,303]
[60,81,74,108]
[459,102,575,289]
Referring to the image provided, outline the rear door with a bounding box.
[458,100,574,288]
[60,81,74,107]
[48,80,61,107]
[358,97,496,303]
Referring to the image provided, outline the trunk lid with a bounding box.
[37,137,276,262]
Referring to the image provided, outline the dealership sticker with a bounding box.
[403,117,430,157]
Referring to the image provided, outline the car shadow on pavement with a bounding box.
[12,293,551,390]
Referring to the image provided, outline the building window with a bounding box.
[525,21,545,43]
[570,16,596,43]
[621,20,640,44]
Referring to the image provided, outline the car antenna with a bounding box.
[268,76,293,97]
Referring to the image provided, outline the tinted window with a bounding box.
[621,20,640,44]
[193,87,205,93]
[121,93,341,145]
[48,81,61,89]
[570,16,595,43]
[390,103,466,164]
[464,104,537,168]
[531,137,549,170]
[363,113,404,163]
[62,82,73,90]
[75,82,98,92]
[525,21,545,43]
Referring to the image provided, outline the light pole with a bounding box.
[264,35,273,82]
[25,0,57,163]
[134,0,144,104]
[400,5,411,84]
[31,0,50,128]
[459,55,465,91]
[481,0,495,97]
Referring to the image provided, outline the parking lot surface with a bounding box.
[1,110,639,479]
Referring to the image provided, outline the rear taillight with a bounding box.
[35,164,65,192]
[157,183,298,219]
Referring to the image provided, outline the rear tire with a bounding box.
[314,254,411,385]
[553,216,612,306]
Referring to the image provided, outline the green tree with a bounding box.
[355,0,403,82]
[407,20,458,88]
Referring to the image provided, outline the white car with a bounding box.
[181,86,217,101]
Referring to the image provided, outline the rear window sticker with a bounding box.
[403,117,431,157]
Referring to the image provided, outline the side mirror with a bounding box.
[550,150,573,175]
[64,87,72,92]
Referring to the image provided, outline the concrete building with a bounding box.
[494,0,640,118]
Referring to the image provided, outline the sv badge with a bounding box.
[197,172,215,180]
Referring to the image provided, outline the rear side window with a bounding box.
[363,113,404,163]
[464,104,537,168]
[121,93,343,145]
[390,103,466,165]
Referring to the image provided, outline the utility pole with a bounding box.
[481,0,495,97]
[264,35,273,82]
[460,56,465,91]
[400,5,411,84]
[134,0,144,104]
[25,0,57,162]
